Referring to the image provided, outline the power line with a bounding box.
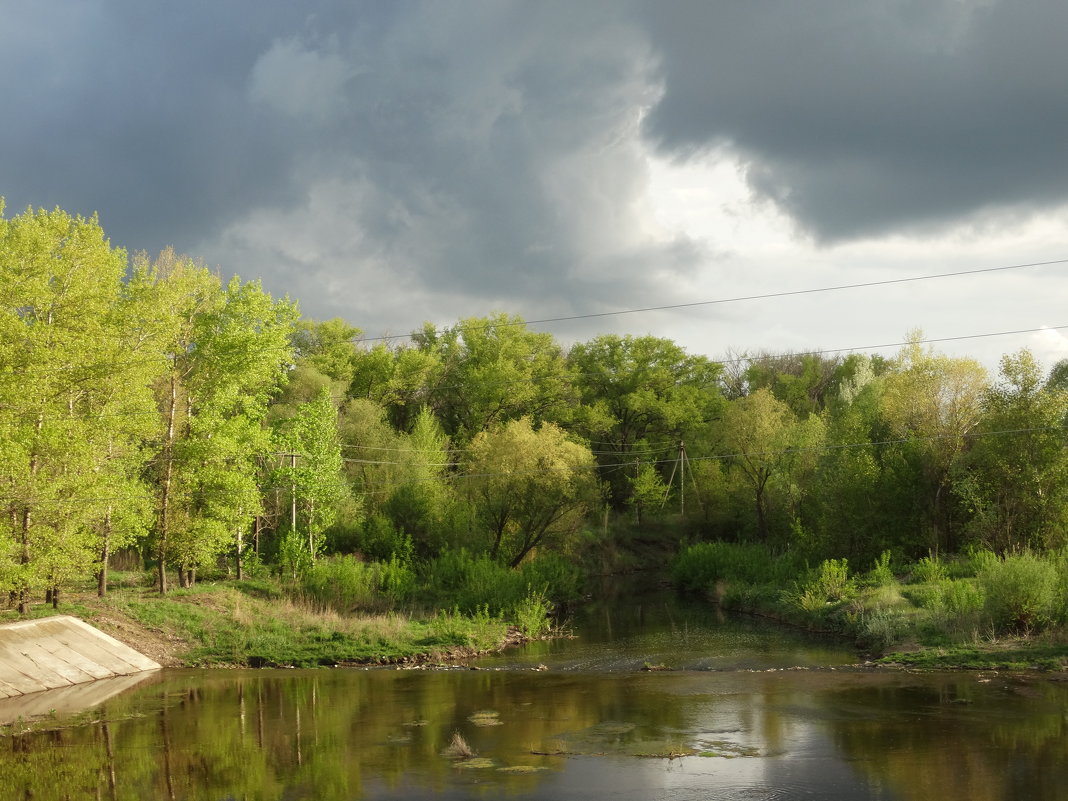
[357,257,1067,343]
[715,324,1068,366]
[4,423,1062,502]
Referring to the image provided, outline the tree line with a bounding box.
[2,204,1067,610]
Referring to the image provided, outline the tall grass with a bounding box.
[671,541,804,592]
[297,555,416,613]
[420,549,578,616]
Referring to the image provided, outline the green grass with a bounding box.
[880,642,1068,671]
[671,542,1068,669]
[3,574,530,668]
[111,583,511,667]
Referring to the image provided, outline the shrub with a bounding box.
[671,541,795,592]
[941,579,984,616]
[297,555,416,612]
[512,589,553,638]
[867,550,895,587]
[421,549,574,616]
[856,608,909,649]
[352,515,415,563]
[784,558,856,612]
[380,555,416,603]
[964,547,1000,577]
[903,583,945,611]
[519,552,581,602]
[911,554,947,584]
[979,551,1058,632]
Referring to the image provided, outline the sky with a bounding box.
[4,0,1068,374]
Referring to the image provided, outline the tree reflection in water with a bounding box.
[1,666,1066,800]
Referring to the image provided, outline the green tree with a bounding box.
[291,317,362,388]
[880,333,987,554]
[718,388,823,542]
[418,314,574,440]
[280,388,350,561]
[627,462,670,527]
[0,204,149,610]
[464,417,599,567]
[568,334,723,505]
[145,252,297,592]
[744,351,843,416]
[956,350,1068,552]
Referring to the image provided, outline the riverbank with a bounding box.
[672,542,1068,672]
[0,575,547,669]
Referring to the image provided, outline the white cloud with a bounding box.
[249,37,356,122]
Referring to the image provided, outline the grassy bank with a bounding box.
[672,542,1068,671]
[0,562,560,668]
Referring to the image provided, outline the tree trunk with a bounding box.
[97,505,113,597]
[235,524,244,581]
[18,505,31,614]
[158,374,178,595]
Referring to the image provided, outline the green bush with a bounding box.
[867,550,896,587]
[672,542,800,592]
[422,606,505,650]
[979,551,1059,632]
[380,555,416,603]
[420,549,574,616]
[856,608,909,649]
[784,558,856,612]
[519,552,581,601]
[911,554,947,583]
[964,546,1000,577]
[941,579,984,616]
[352,515,415,563]
[298,555,416,612]
[512,589,553,638]
[903,583,945,611]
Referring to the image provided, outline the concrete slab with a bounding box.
[0,616,160,701]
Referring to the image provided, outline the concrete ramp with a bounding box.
[0,615,160,699]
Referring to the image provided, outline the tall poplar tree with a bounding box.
[0,204,147,610]
[144,252,296,593]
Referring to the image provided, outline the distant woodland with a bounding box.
[4,204,1068,611]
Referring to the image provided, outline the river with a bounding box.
[3,592,1066,800]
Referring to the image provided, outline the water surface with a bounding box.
[3,594,1066,800]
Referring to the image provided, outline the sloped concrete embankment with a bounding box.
[0,615,160,699]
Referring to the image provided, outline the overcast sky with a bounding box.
[4,0,1068,373]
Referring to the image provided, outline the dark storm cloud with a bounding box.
[0,2,314,250]
[640,0,1068,241]
[4,1,1064,333]
[3,1,690,321]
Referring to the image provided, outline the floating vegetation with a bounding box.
[456,758,496,770]
[402,719,429,727]
[695,739,761,758]
[468,710,503,726]
[634,748,698,759]
[441,731,476,760]
[497,765,548,774]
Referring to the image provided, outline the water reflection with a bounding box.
[480,592,859,671]
[3,664,1066,800]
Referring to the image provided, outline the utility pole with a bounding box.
[678,440,686,515]
[290,453,298,534]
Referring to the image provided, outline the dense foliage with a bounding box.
[3,203,1068,627]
